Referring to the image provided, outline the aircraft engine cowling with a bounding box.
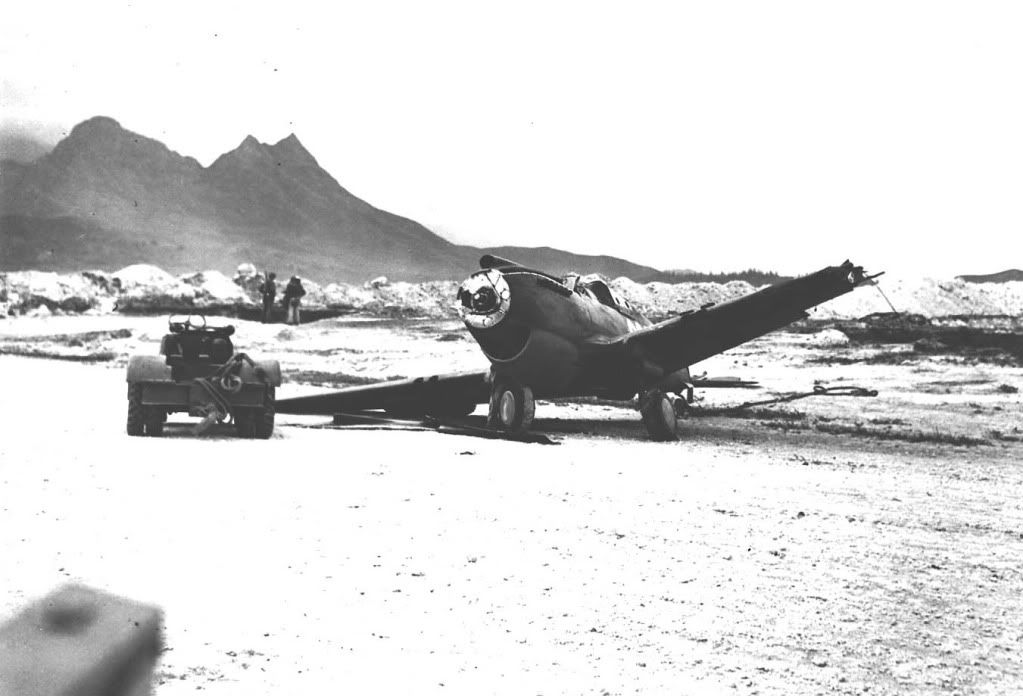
[458,266,583,392]
[475,326,580,393]
[457,269,511,329]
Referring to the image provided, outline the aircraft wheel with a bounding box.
[640,390,679,441]
[126,383,144,436]
[488,381,535,432]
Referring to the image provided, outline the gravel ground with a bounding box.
[1,317,1022,695]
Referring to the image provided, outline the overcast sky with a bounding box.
[3,0,1021,276]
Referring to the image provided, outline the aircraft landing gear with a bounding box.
[640,389,679,441]
[488,378,535,432]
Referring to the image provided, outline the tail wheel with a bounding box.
[253,386,275,439]
[127,383,144,436]
[488,380,535,432]
[640,390,679,441]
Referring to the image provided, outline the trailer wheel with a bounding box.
[143,408,164,437]
[253,386,275,439]
[234,410,255,438]
[127,383,144,436]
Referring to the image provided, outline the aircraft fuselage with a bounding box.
[457,266,660,398]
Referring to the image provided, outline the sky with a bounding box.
[2,0,1022,276]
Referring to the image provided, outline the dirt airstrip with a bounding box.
[1,315,1021,695]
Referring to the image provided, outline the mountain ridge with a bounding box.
[1,116,660,282]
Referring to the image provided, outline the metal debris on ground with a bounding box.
[290,411,560,445]
[706,384,879,415]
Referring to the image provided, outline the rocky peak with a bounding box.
[269,133,318,166]
[54,116,130,154]
[238,134,264,151]
[209,134,275,170]
[68,115,124,136]
[47,115,200,172]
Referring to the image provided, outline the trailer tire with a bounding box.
[253,387,275,439]
[127,383,144,436]
[234,410,255,438]
[143,408,164,437]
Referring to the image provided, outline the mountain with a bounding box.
[475,246,662,280]
[0,116,659,282]
[957,269,1023,284]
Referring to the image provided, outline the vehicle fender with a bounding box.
[126,355,173,383]
[245,360,282,387]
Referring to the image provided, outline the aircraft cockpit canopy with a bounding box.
[567,273,634,313]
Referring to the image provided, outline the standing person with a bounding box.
[258,272,277,323]
[282,275,306,326]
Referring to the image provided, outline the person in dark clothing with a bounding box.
[259,272,277,323]
[282,276,307,325]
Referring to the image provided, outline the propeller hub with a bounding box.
[457,269,511,329]
[471,286,499,313]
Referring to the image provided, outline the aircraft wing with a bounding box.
[616,260,873,375]
[275,370,491,416]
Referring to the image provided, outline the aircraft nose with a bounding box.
[457,269,511,328]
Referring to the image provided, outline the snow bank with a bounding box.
[112,264,177,289]
[611,275,1023,322]
[810,276,1023,319]
[3,265,1023,321]
[611,278,756,320]
[0,270,118,315]
[180,270,250,306]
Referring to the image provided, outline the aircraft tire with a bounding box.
[640,390,679,441]
[488,380,535,432]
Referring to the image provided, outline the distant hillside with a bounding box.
[474,245,661,279]
[0,116,659,282]
[0,214,164,271]
[957,269,1023,284]
[640,268,793,285]
[0,132,52,163]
